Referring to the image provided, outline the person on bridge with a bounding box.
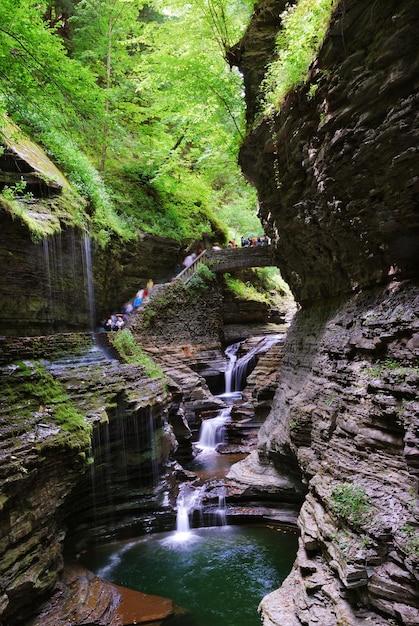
[183,252,196,267]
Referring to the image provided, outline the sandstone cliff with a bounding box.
[231,0,419,624]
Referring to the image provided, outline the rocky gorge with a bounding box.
[0,0,418,625]
[228,0,419,624]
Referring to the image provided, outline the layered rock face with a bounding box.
[233,0,419,624]
[0,116,184,336]
[0,335,174,625]
[257,283,419,625]
[239,0,419,305]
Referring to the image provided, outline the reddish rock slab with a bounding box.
[27,564,175,626]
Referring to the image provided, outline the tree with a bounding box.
[70,0,148,171]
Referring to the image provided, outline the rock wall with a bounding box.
[0,335,174,625]
[232,0,419,624]
[0,208,184,336]
[256,282,419,625]
[238,0,419,306]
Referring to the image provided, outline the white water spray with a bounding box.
[197,407,232,452]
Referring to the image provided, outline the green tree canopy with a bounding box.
[0,0,259,245]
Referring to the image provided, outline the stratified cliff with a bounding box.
[231,0,419,624]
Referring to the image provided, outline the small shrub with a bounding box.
[330,483,372,529]
[187,263,216,293]
[401,524,419,558]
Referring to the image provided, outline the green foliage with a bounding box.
[262,0,336,112]
[186,263,217,293]
[110,329,164,378]
[252,267,292,297]
[0,0,260,246]
[330,483,372,529]
[400,524,419,558]
[224,273,268,303]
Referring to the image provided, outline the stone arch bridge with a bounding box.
[176,245,276,283]
[206,245,276,273]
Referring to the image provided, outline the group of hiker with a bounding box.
[100,278,154,332]
[99,234,271,332]
[240,235,270,247]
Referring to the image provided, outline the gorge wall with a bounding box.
[230,0,419,624]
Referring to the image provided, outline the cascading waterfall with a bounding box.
[196,337,281,456]
[197,406,232,451]
[230,335,281,391]
[79,332,297,626]
[173,483,203,540]
[173,482,226,541]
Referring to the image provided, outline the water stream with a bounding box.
[79,335,297,626]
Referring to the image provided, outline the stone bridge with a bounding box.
[205,245,276,273]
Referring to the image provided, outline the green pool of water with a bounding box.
[81,524,298,626]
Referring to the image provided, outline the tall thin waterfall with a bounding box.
[224,342,241,394]
[82,233,96,331]
[42,235,64,322]
[42,231,96,331]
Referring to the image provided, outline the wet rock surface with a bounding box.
[0,337,174,624]
[26,564,176,626]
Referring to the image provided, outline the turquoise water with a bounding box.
[81,525,298,626]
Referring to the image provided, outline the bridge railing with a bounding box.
[174,250,208,284]
[174,244,275,283]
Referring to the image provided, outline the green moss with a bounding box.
[224,274,268,303]
[400,524,419,558]
[109,329,164,379]
[365,360,419,380]
[2,361,89,438]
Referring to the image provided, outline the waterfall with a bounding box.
[146,406,160,486]
[172,483,227,541]
[214,487,227,526]
[197,407,232,452]
[224,342,241,394]
[176,500,191,535]
[172,484,203,541]
[231,335,281,391]
[42,235,64,322]
[82,233,96,331]
[41,231,96,331]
